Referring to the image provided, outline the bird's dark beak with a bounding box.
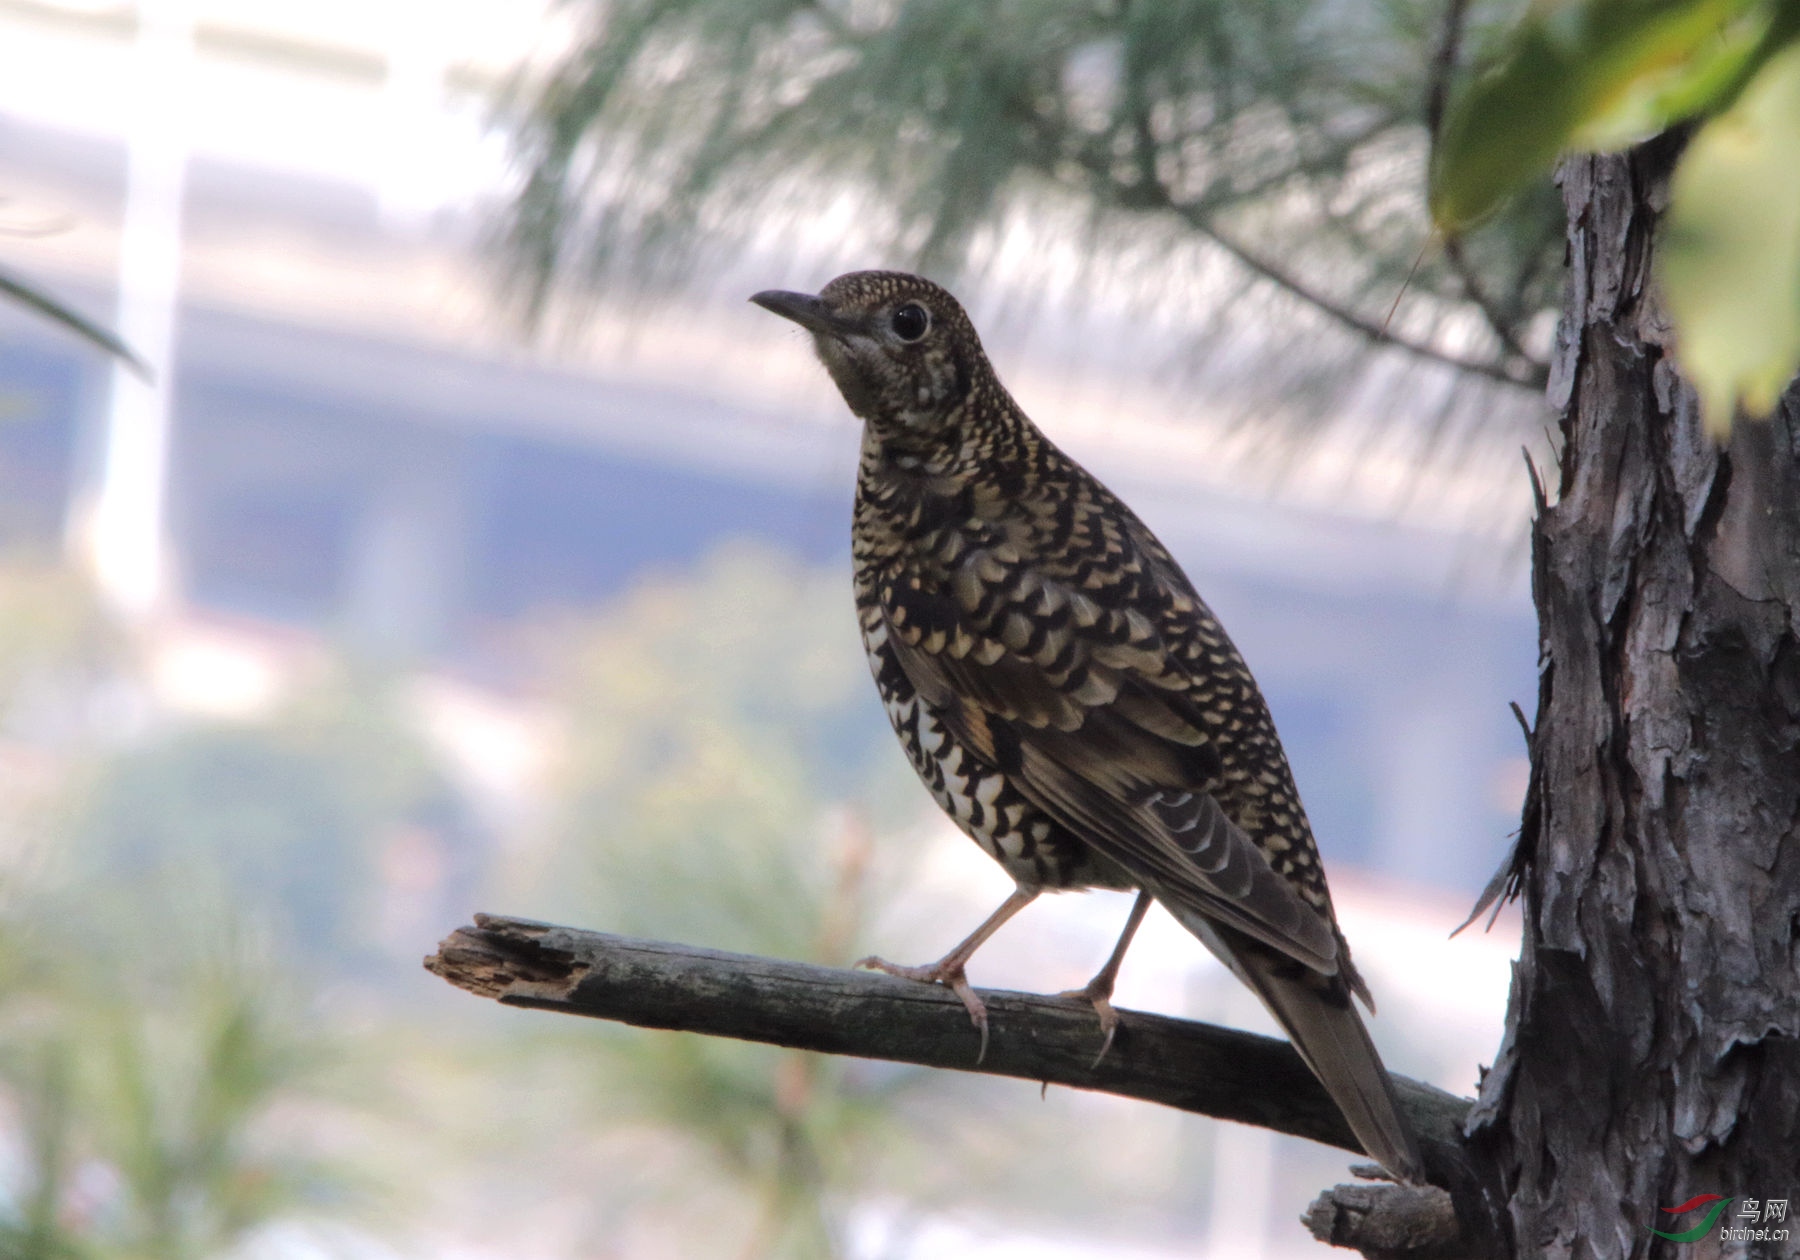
[750,289,847,336]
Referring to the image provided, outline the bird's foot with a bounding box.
[1056,976,1122,1069]
[856,954,991,1063]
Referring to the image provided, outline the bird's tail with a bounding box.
[1167,907,1425,1184]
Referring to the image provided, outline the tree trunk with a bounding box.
[1466,140,1800,1258]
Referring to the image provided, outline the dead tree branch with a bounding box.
[428,915,1470,1155]
[428,915,1505,1255]
[1305,1177,1469,1258]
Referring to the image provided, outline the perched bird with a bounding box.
[751,271,1424,1184]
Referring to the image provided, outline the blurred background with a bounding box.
[0,1,1548,1256]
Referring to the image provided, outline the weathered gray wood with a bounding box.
[426,913,1473,1163]
[1465,138,1800,1258]
[1303,1178,1468,1258]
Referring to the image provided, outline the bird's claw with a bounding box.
[1057,981,1122,1069]
[857,954,991,1063]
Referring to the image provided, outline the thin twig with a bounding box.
[1425,0,1471,142]
[1443,234,1540,369]
[1384,234,1436,338]
[0,266,148,376]
[1098,102,1542,390]
[1189,214,1541,388]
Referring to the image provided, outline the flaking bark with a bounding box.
[1465,140,1800,1258]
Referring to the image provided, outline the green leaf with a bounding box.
[1432,0,1765,231]
[1659,41,1800,433]
[1571,7,1775,148]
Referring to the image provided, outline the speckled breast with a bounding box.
[852,564,1132,895]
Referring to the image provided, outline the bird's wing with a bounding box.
[881,548,1338,975]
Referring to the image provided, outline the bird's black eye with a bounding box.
[891,303,930,342]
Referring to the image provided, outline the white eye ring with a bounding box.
[891,303,930,342]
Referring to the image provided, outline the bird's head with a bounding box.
[751,271,989,445]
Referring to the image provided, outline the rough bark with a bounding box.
[426,914,1473,1159]
[1464,140,1800,1258]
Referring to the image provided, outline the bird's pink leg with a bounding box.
[1059,889,1153,1067]
[858,886,1039,1062]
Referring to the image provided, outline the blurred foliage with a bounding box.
[0,565,130,893]
[1661,38,1800,431]
[508,542,934,1257]
[62,665,471,969]
[526,540,908,940]
[0,564,124,727]
[1431,0,1800,432]
[0,571,435,1258]
[573,1000,922,1259]
[0,916,366,1260]
[0,544,941,1260]
[1431,0,1775,227]
[67,725,370,956]
[503,0,1562,402]
[0,562,473,971]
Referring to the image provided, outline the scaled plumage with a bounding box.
[752,271,1424,1184]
